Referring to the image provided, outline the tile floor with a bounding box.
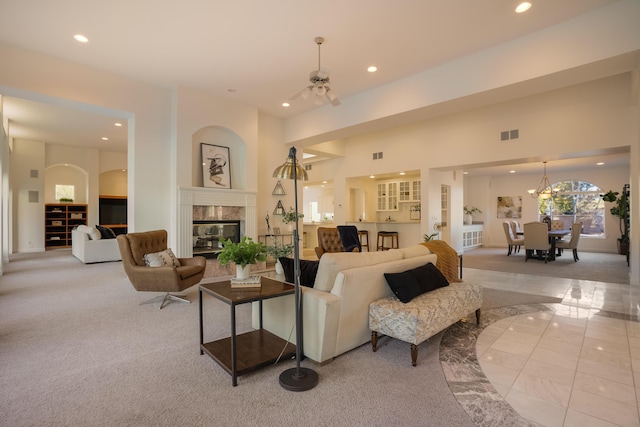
[463,268,639,427]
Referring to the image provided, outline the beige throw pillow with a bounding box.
[144,248,181,268]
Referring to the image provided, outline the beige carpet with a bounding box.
[462,247,630,285]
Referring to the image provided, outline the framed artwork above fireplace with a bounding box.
[201,143,231,189]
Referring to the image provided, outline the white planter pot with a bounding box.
[235,264,252,280]
[464,214,473,225]
[275,259,284,275]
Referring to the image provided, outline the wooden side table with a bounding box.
[199,277,296,386]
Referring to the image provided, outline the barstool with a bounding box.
[377,231,399,251]
[357,230,369,251]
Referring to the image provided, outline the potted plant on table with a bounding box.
[216,236,268,279]
[602,189,630,255]
[282,207,304,231]
[463,206,482,225]
[266,239,294,275]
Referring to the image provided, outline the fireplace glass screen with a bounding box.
[193,220,240,258]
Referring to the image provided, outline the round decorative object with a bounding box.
[236,264,252,280]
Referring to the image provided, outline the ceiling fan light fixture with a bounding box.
[314,85,327,96]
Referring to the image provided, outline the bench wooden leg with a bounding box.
[410,344,418,367]
[371,331,378,352]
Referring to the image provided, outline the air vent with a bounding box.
[30,169,39,178]
[373,152,383,160]
[500,129,519,141]
[304,164,312,171]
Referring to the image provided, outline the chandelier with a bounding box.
[528,161,558,199]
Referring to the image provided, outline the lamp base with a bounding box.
[279,367,318,392]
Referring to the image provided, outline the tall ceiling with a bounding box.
[0,0,633,174]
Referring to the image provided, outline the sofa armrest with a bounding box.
[252,286,341,364]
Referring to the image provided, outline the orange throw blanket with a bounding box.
[420,240,462,283]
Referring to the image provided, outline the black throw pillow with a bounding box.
[278,257,319,288]
[384,262,449,303]
[95,225,117,239]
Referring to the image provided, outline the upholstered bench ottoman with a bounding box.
[369,281,482,366]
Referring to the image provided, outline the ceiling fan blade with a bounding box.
[325,87,341,106]
[289,86,313,101]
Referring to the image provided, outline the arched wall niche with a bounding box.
[44,164,88,204]
[192,126,246,190]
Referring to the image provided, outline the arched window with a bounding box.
[537,180,605,236]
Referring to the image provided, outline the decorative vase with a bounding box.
[236,264,252,280]
[275,259,284,275]
[464,214,473,225]
[287,223,293,232]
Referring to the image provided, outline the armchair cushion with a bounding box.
[144,248,181,268]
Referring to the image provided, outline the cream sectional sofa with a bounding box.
[72,226,122,264]
[251,244,437,364]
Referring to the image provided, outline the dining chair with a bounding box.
[555,222,582,262]
[523,222,552,263]
[502,221,523,255]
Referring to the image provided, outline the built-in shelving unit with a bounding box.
[44,203,88,249]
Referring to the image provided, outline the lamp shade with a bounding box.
[273,147,309,181]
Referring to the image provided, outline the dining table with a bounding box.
[517,228,571,261]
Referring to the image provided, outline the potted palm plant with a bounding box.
[217,236,268,279]
[602,189,630,255]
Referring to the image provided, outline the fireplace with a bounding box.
[193,220,240,258]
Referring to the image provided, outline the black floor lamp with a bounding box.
[272,146,318,392]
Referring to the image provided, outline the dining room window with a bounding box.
[537,180,605,236]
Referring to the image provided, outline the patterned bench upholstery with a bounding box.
[369,281,482,366]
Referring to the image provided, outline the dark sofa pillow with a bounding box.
[95,225,117,239]
[384,262,449,303]
[278,257,319,288]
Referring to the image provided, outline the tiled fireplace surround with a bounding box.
[177,187,264,279]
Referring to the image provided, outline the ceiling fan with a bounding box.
[289,36,341,107]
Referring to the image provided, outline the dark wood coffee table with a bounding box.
[199,277,296,386]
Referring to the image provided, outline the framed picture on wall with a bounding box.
[201,143,231,189]
[497,196,522,218]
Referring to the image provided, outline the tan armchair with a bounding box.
[314,227,360,258]
[116,229,207,308]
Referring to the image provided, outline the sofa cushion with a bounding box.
[144,248,181,268]
[279,257,319,288]
[95,225,117,239]
[77,224,101,240]
[314,250,404,292]
[398,244,431,259]
[384,262,449,303]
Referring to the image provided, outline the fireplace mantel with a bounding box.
[177,187,257,257]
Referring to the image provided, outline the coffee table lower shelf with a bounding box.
[201,329,296,379]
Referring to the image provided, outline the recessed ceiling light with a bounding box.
[282,102,290,107]
[322,181,328,184]
[114,122,122,127]
[367,66,378,73]
[515,2,532,13]
[509,170,516,174]
[463,171,469,175]
[73,34,89,43]
[596,162,605,166]
[399,172,406,175]
[369,175,375,179]
[101,137,109,141]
